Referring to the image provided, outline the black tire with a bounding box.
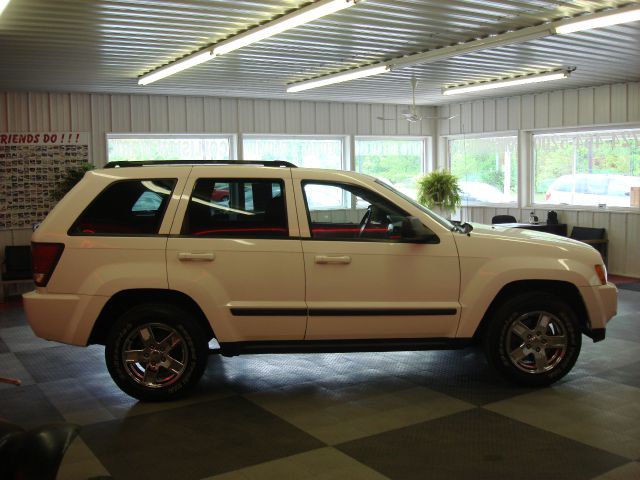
[105,303,208,401]
[483,292,581,387]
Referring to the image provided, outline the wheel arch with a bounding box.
[472,280,588,342]
[88,289,214,345]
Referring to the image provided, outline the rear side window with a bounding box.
[182,179,288,238]
[70,179,177,235]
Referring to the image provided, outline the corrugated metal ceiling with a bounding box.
[0,0,638,105]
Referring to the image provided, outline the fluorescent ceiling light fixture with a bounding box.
[138,49,215,85]
[287,64,389,93]
[555,4,640,34]
[138,0,360,85]
[214,0,361,56]
[442,70,570,96]
[0,0,10,16]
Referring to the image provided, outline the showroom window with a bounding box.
[533,128,640,208]
[448,135,518,204]
[182,178,288,238]
[243,135,345,169]
[107,134,233,162]
[355,137,426,199]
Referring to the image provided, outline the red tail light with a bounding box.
[31,242,65,287]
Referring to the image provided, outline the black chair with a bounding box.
[0,421,79,480]
[1,246,33,301]
[570,227,608,265]
[492,214,517,224]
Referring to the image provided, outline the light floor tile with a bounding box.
[486,377,640,459]
[203,447,389,480]
[57,437,111,480]
[248,383,474,445]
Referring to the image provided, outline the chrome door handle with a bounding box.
[315,255,351,264]
[178,252,215,261]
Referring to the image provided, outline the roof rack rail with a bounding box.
[104,160,298,169]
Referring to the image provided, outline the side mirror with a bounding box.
[401,217,440,244]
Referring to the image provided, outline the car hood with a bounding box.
[453,223,601,263]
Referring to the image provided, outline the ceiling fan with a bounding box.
[377,77,457,122]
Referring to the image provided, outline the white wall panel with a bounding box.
[534,93,548,129]
[110,95,131,133]
[315,102,330,135]
[594,85,611,125]
[168,97,187,133]
[578,87,595,125]
[49,93,71,131]
[90,94,111,167]
[186,97,205,133]
[549,91,564,128]
[203,97,222,132]
[149,96,169,132]
[441,81,640,276]
[268,100,285,133]
[28,93,50,131]
[130,95,150,132]
[253,99,269,134]
[300,102,315,134]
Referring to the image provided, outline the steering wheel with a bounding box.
[358,205,373,237]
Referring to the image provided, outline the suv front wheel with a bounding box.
[105,303,208,401]
[484,292,582,386]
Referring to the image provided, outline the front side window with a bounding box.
[449,135,518,204]
[534,128,640,207]
[182,179,288,238]
[355,137,426,200]
[70,179,176,235]
[107,135,232,162]
[303,182,408,241]
[243,136,344,169]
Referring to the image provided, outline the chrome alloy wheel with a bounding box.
[506,311,568,374]
[121,323,187,388]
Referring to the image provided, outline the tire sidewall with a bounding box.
[486,293,582,386]
[105,303,207,402]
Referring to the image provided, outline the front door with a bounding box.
[296,177,461,340]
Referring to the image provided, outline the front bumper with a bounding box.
[578,282,618,342]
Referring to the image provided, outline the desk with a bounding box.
[494,222,568,236]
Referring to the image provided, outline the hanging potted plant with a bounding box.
[417,169,462,217]
[51,162,94,201]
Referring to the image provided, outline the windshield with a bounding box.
[375,179,455,230]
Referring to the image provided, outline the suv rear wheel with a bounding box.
[105,303,208,401]
[484,292,581,386]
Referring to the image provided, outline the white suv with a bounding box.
[24,161,617,401]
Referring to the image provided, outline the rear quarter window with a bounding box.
[69,179,177,235]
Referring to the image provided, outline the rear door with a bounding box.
[166,167,306,343]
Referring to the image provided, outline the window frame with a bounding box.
[444,131,519,207]
[528,124,640,212]
[242,134,349,170]
[105,133,237,163]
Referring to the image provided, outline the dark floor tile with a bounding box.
[15,344,106,383]
[0,337,8,353]
[0,303,27,328]
[337,409,627,480]
[81,396,325,480]
[0,384,65,427]
[398,348,536,405]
